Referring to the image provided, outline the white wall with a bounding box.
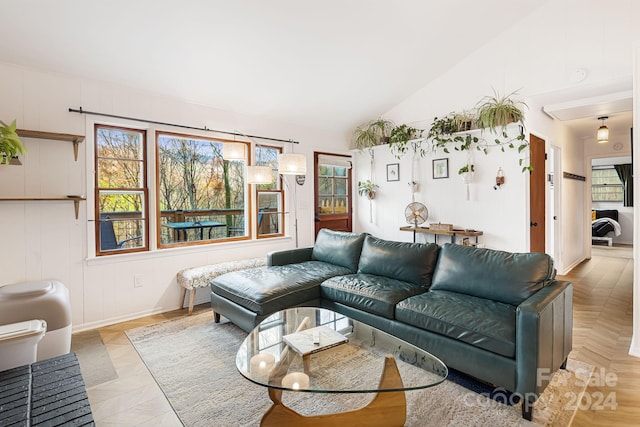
[0,62,346,330]
[354,0,640,274]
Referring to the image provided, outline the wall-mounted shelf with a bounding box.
[0,196,86,219]
[16,129,85,161]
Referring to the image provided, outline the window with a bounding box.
[255,145,284,237]
[318,163,349,214]
[156,132,248,246]
[592,167,624,202]
[95,125,148,255]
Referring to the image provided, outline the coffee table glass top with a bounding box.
[236,307,448,393]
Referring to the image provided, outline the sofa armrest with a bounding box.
[516,280,573,398]
[267,247,314,266]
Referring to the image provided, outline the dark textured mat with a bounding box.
[0,353,94,426]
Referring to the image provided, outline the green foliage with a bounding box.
[0,119,26,164]
[389,124,426,159]
[352,117,396,150]
[357,179,379,198]
[475,89,527,132]
[458,164,475,175]
[425,90,531,171]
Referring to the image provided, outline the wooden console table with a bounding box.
[400,226,483,245]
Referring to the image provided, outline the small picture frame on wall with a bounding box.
[433,158,449,179]
[387,163,400,181]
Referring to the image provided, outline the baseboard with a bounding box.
[629,335,640,358]
[72,307,171,333]
[558,256,586,276]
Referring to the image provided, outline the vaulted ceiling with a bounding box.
[0,0,549,132]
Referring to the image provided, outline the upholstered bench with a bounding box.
[177,257,267,314]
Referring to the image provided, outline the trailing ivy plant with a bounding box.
[389,124,426,159]
[426,90,532,171]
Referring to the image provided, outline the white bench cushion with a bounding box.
[177,257,267,290]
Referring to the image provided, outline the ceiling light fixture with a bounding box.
[596,116,609,144]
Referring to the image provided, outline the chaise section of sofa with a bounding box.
[209,229,367,331]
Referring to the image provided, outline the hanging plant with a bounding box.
[357,180,379,200]
[389,124,426,159]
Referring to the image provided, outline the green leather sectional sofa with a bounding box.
[210,229,573,419]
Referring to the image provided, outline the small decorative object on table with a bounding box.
[283,325,348,356]
[430,223,453,232]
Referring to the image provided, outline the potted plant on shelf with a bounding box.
[389,124,425,159]
[0,119,26,165]
[353,123,379,151]
[357,180,379,200]
[370,118,395,144]
[475,90,527,132]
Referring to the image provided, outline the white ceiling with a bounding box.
[0,0,549,132]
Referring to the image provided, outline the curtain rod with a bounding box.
[68,107,300,144]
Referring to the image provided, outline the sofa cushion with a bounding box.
[430,243,554,306]
[210,261,351,315]
[311,229,367,272]
[320,274,426,319]
[357,236,439,288]
[396,290,517,358]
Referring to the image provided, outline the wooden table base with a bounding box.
[261,355,406,427]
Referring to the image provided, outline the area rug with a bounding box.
[71,329,118,387]
[126,311,592,427]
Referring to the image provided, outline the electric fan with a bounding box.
[405,202,428,227]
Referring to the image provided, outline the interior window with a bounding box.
[592,166,624,202]
[255,145,284,238]
[156,132,248,246]
[95,125,148,256]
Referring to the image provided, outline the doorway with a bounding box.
[529,134,546,253]
[314,152,353,237]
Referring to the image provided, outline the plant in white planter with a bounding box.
[0,120,26,165]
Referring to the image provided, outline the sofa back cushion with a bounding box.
[357,236,440,288]
[430,243,554,306]
[312,229,367,272]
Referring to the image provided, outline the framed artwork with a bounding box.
[432,158,449,179]
[386,163,400,181]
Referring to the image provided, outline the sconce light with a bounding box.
[246,165,273,185]
[223,142,246,160]
[596,116,609,144]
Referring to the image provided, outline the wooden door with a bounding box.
[314,152,353,237]
[529,134,546,253]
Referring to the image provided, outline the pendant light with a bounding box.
[246,165,273,185]
[596,116,609,144]
[277,153,307,175]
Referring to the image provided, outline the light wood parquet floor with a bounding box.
[79,247,640,426]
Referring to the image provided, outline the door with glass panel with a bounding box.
[314,152,352,236]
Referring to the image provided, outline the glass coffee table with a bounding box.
[236,307,448,426]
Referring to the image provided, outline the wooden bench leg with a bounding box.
[180,286,187,310]
[188,289,196,315]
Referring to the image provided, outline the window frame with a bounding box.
[94,124,149,256]
[591,166,624,203]
[155,131,252,248]
[255,144,285,239]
